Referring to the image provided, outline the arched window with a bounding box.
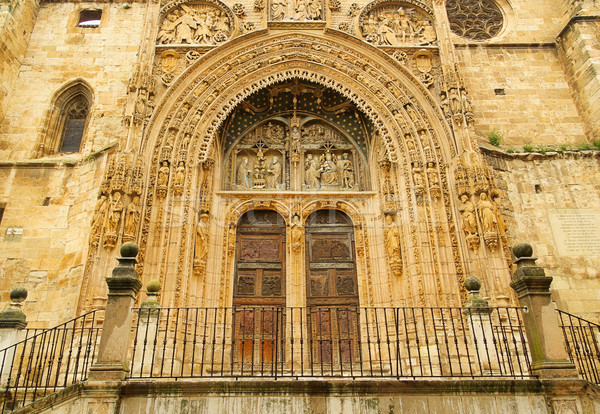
[36,80,93,157]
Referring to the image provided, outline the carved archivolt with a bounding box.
[358,1,436,46]
[144,33,456,169]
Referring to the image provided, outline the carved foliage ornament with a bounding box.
[157,2,234,46]
[359,2,436,46]
[446,0,503,41]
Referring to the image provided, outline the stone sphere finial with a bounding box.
[464,276,481,292]
[513,242,533,259]
[146,280,161,293]
[10,287,27,304]
[120,242,139,258]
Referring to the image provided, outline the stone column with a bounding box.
[0,288,28,384]
[131,280,160,377]
[510,242,578,378]
[89,242,142,381]
[463,277,498,373]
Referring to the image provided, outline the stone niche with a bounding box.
[224,120,366,192]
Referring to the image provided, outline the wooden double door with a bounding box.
[232,209,359,368]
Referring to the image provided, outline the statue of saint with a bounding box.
[291,214,303,251]
[477,192,497,234]
[194,213,210,264]
[459,194,477,236]
[319,152,338,186]
[124,196,140,237]
[384,215,402,262]
[426,162,439,187]
[174,161,186,187]
[237,157,252,189]
[492,194,506,235]
[271,0,288,20]
[106,192,123,235]
[340,153,354,189]
[266,156,281,189]
[305,154,320,189]
[158,161,170,187]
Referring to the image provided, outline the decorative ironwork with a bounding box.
[129,306,532,379]
[446,0,503,41]
[557,310,600,385]
[0,310,104,413]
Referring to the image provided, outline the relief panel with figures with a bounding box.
[225,119,366,191]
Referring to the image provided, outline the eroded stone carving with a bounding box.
[477,191,498,249]
[194,213,210,269]
[123,196,140,242]
[104,191,124,249]
[269,0,324,21]
[360,5,436,46]
[384,214,403,276]
[157,3,233,46]
[459,194,479,250]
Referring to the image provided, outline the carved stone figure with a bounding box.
[158,161,170,187]
[306,0,321,19]
[477,192,497,234]
[440,92,451,118]
[492,194,506,235]
[340,153,354,189]
[449,88,461,115]
[384,215,402,271]
[319,152,338,186]
[426,162,439,187]
[305,154,320,189]
[174,161,186,188]
[194,213,210,266]
[157,13,177,44]
[459,195,477,236]
[420,20,436,44]
[266,156,281,189]
[237,157,252,189]
[271,0,288,20]
[106,191,123,235]
[291,214,303,252]
[91,195,108,246]
[174,10,198,44]
[123,196,140,239]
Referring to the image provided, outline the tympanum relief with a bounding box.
[157,3,234,46]
[225,120,365,191]
[359,3,436,47]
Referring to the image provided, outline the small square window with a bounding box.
[78,9,102,28]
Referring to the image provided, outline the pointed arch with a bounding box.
[36,79,94,157]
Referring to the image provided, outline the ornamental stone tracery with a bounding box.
[445,0,504,41]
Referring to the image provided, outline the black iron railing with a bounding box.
[557,310,600,385]
[0,310,103,413]
[129,306,531,379]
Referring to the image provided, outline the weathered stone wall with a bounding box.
[558,20,600,141]
[0,1,145,160]
[457,46,586,146]
[0,0,39,126]
[0,154,110,328]
[489,151,600,321]
[20,379,600,414]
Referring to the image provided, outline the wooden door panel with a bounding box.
[305,210,359,365]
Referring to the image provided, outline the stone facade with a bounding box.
[0,0,598,332]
